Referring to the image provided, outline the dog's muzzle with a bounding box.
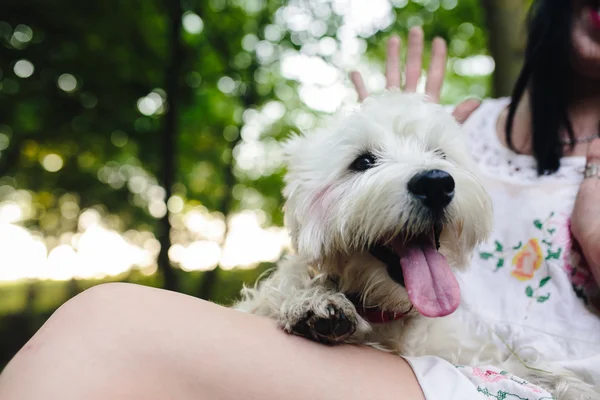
[366,169,461,318]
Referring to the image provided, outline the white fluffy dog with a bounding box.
[234,92,598,399]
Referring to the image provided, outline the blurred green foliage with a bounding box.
[0,0,491,236]
[0,0,495,370]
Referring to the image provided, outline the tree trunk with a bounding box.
[157,0,183,292]
[194,5,267,301]
[480,0,528,97]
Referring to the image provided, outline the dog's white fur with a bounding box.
[234,92,599,399]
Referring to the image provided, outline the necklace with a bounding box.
[560,133,600,145]
[560,122,600,145]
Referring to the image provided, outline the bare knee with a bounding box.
[7,281,228,366]
[4,283,157,368]
[32,283,146,342]
[0,283,209,399]
[58,282,150,317]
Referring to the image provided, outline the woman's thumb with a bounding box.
[452,98,481,124]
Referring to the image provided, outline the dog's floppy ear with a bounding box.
[281,133,328,261]
[281,133,309,205]
[289,210,327,261]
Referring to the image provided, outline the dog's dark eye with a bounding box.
[350,153,377,171]
[434,149,447,159]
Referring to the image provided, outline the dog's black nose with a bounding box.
[407,169,455,211]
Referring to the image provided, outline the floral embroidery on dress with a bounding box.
[478,212,562,303]
[455,365,553,399]
[511,239,544,281]
[479,211,600,310]
[476,387,553,400]
[471,367,510,383]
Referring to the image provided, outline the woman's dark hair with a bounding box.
[505,0,575,175]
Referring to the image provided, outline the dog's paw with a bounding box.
[292,304,356,344]
[287,295,358,345]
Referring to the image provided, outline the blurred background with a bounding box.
[0,0,527,369]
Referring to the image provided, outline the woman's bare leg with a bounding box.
[0,283,424,400]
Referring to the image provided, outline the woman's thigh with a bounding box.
[0,283,424,400]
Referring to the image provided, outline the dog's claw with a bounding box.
[327,304,336,316]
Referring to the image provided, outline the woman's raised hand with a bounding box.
[349,27,480,124]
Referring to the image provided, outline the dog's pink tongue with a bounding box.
[392,242,460,317]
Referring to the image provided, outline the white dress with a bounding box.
[405,98,600,399]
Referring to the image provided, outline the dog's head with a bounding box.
[282,92,492,319]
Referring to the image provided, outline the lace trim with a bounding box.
[465,98,586,184]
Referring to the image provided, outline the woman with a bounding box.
[349,2,600,397]
[1,0,599,398]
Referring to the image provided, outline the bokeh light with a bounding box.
[41,154,64,172]
[13,59,34,78]
[182,11,204,34]
[57,73,78,92]
[137,90,165,116]
[12,24,33,43]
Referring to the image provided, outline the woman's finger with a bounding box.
[404,27,424,92]
[385,35,402,89]
[451,98,481,124]
[425,37,447,103]
[350,71,369,101]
